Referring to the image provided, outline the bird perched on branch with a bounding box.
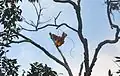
[49,32,67,47]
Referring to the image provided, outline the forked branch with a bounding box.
[12,30,73,76]
[89,0,120,75]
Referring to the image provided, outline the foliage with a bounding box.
[114,56,120,76]
[0,47,58,76]
[0,47,20,76]
[0,0,22,47]
[26,62,57,76]
[108,56,120,76]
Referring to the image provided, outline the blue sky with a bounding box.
[4,0,120,76]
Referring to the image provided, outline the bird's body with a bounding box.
[49,32,67,47]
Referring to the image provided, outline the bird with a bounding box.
[49,32,67,47]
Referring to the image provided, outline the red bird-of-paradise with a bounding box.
[49,32,67,47]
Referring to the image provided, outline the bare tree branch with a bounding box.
[56,47,73,76]
[21,2,78,34]
[89,26,120,76]
[22,17,36,27]
[53,0,78,13]
[49,33,73,76]
[36,2,43,28]
[54,11,62,25]
[86,0,120,75]
[74,3,89,76]
[10,40,29,44]
[57,47,68,64]
[32,3,39,16]
[21,2,50,31]
[112,60,120,68]
[38,0,41,9]
[20,23,78,32]
[53,0,90,75]
[53,0,76,6]
[0,43,11,47]
[77,0,81,6]
[11,30,74,76]
[53,11,78,32]
[56,23,78,32]
[79,62,83,76]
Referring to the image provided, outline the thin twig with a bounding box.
[54,11,62,25]
[11,30,71,71]
[56,23,78,32]
[36,6,43,28]
[19,25,37,31]
[112,60,120,68]
[56,47,68,65]
[22,17,36,27]
[32,3,39,16]
[53,0,77,9]
[38,18,52,24]
[10,40,29,44]
[20,23,78,33]
[38,0,41,9]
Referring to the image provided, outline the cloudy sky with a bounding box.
[5,0,120,76]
